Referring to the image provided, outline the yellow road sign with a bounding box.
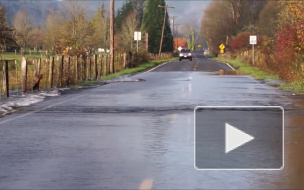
[219,44,225,50]
[198,45,201,48]
[220,49,224,54]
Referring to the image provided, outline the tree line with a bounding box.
[201,0,304,81]
[0,0,174,56]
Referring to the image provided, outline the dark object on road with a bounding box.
[33,74,43,91]
[137,78,146,82]
[179,48,192,61]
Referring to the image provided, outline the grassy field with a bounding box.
[0,52,46,61]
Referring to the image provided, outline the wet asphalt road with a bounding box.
[0,52,304,189]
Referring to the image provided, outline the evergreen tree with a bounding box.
[0,6,17,51]
[141,0,173,54]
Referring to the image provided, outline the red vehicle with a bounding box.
[179,48,192,61]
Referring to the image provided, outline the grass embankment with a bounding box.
[214,58,279,80]
[79,57,177,86]
[213,56,304,93]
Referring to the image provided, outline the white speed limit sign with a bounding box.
[250,35,257,45]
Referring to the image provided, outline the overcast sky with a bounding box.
[96,0,212,27]
[163,1,212,25]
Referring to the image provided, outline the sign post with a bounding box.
[250,35,257,66]
[134,31,141,53]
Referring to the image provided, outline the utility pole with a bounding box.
[158,4,174,56]
[110,0,114,73]
[145,32,149,53]
[174,24,182,49]
[171,16,177,51]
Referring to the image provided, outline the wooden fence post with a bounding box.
[59,55,64,87]
[2,60,9,98]
[98,55,102,80]
[123,53,127,69]
[89,57,92,79]
[83,55,86,81]
[21,57,27,94]
[103,55,106,77]
[107,55,110,75]
[37,58,41,75]
[94,54,98,80]
[66,56,71,86]
[49,57,54,88]
[79,55,83,82]
[76,55,79,83]
[15,60,19,95]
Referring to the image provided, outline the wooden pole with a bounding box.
[98,55,102,80]
[15,60,19,95]
[123,53,127,69]
[158,4,169,56]
[2,60,9,98]
[107,55,110,75]
[76,55,79,83]
[21,56,27,94]
[145,32,149,53]
[80,55,83,82]
[49,57,54,88]
[94,54,98,80]
[89,57,92,79]
[66,56,70,86]
[110,0,115,73]
[83,55,86,81]
[37,58,41,75]
[59,55,64,87]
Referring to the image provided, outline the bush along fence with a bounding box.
[0,52,172,98]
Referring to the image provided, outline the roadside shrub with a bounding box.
[131,51,149,67]
[231,32,251,51]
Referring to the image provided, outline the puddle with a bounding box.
[218,70,244,75]
[104,76,146,84]
[0,89,61,116]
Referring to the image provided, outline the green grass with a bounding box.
[214,57,304,94]
[280,81,304,94]
[214,58,279,80]
[72,58,177,88]
[101,58,177,80]
[206,53,216,58]
[0,52,44,61]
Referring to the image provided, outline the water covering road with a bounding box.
[0,53,304,189]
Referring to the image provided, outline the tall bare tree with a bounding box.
[13,8,34,51]
[60,1,93,54]
[200,1,234,54]
[182,20,197,51]
[44,8,64,54]
[28,27,43,51]
[91,3,109,50]
[117,9,139,52]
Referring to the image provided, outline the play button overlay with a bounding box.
[194,106,284,170]
[225,123,254,153]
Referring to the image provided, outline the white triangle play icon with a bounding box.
[225,123,254,153]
